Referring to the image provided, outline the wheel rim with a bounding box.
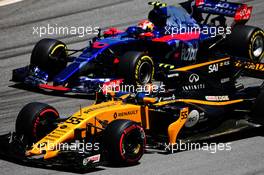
[138,61,152,84]
[252,35,264,60]
[121,127,144,160]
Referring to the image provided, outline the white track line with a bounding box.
[0,0,23,7]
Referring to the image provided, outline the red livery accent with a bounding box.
[152,32,200,42]
[39,84,71,92]
[139,32,154,38]
[102,79,124,95]
[113,58,120,64]
[104,28,124,36]
[195,0,205,6]
[92,42,109,49]
[234,4,252,22]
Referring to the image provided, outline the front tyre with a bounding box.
[103,119,146,165]
[118,51,154,85]
[30,38,68,75]
[15,102,59,145]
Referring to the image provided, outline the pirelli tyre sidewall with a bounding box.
[30,38,68,75]
[249,29,264,63]
[134,55,154,85]
[15,102,59,145]
[119,51,154,85]
[103,119,146,165]
[228,25,264,62]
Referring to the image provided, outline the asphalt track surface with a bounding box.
[0,0,264,174]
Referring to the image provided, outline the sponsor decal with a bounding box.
[221,77,230,84]
[198,1,238,16]
[181,42,198,61]
[235,61,264,71]
[84,103,116,113]
[185,110,200,128]
[114,110,138,119]
[83,154,101,165]
[182,84,205,91]
[220,61,230,66]
[158,94,176,102]
[167,73,179,78]
[205,96,229,101]
[208,64,219,73]
[189,73,200,83]
[208,61,230,73]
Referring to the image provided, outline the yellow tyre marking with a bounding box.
[135,55,154,84]
[50,44,66,56]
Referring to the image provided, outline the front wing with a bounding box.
[11,65,123,95]
[0,133,104,171]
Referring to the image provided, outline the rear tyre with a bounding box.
[227,25,264,62]
[30,38,68,75]
[15,102,59,145]
[118,51,154,85]
[103,119,146,165]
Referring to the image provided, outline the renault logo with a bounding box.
[189,74,200,83]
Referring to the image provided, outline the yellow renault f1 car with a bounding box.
[1,57,264,170]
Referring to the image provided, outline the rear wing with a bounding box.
[195,0,253,22]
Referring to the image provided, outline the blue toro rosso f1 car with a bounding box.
[12,0,264,94]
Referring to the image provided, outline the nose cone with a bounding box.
[53,62,81,85]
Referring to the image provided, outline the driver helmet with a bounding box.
[137,20,154,32]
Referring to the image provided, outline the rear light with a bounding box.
[195,0,205,6]
[234,4,253,22]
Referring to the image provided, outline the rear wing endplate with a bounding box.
[195,0,252,22]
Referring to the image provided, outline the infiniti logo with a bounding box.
[189,74,200,83]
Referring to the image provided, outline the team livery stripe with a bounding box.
[174,57,230,71]
[155,99,243,106]
[153,32,200,42]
